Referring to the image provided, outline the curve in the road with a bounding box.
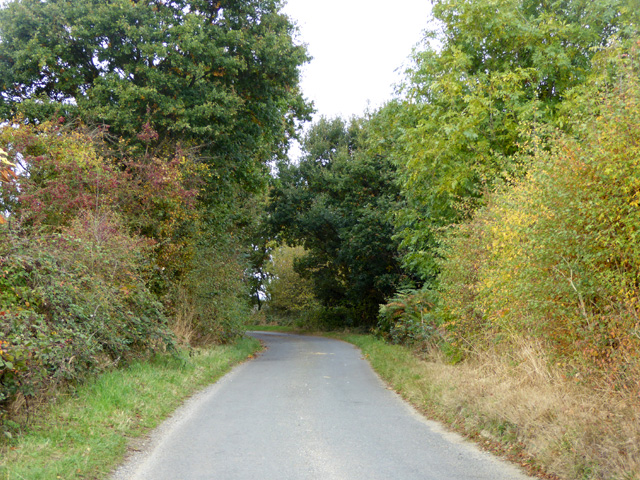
[111,332,534,480]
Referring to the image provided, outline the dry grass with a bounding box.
[454,340,640,479]
[346,335,640,480]
[170,286,197,346]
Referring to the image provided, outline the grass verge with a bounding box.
[336,334,640,480]
[0,336,261,480]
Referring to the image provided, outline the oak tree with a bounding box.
[0,0,310,192]
[268,115,407,327]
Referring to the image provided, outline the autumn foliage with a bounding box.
[436,43,640,387]
[0,122,169,422]
[0,0,309,431]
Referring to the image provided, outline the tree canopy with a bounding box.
[393,0,639,281]
[0,0,310,427]
[0,0,310,191]
[267,115,407,327]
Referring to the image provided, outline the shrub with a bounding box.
[436,41,640,390]
[0,119,121,228]
[169,234,251,345]
[0,216,173,428]
[0,120,177,430]
[378,288,443,350]
[117,149,202,297]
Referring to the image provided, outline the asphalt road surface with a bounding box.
[111,332,534,480]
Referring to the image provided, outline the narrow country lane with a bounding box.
[111,332,534,480]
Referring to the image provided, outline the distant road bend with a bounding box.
[112,332,534,480]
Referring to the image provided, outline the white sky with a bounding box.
[282,0,433,121]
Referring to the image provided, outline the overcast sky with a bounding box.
[282,0,433,122]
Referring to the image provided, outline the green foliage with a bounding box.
[0,0,311,193]
[166,182,270,344]
[263,245,320,321]
[378,288,443,350]
[436,41,640,388]
[268,114,408,327]
[0,0,308,437]
[0,215,173,425]
[244,193,275,312]
[176,236,252,345]
[392,0,638,282]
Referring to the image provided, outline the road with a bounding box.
[111,332,534,480]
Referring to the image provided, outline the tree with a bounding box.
[268,114,408,327]
[0,0,311,193]
[436,40,640,385]
[0,0,312,344]
[393,0,638,282]
[264,245,319,319]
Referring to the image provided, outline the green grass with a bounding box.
[0,336,261,480]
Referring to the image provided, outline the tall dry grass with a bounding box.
[425,339,640,479]
[170,286,198,346]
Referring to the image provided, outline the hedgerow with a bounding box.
[0,217,173,425]
[0,114,267,432]
[0,121,179,432]
[435,41,640,391]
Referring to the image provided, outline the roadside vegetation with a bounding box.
[339,334,639,480]
[2,0,640,479]
[259,245,322,329]
[0,0,308,446]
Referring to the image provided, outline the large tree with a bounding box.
[268,114,407,327]
[0,0,310,191]
[393,0,638,282]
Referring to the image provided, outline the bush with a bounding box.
[167,226,252,345]
[378,288,443,351]
[436,41,640,390]
[0,120,178,431]
[0,216,173,428]
[0,119,121,228]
